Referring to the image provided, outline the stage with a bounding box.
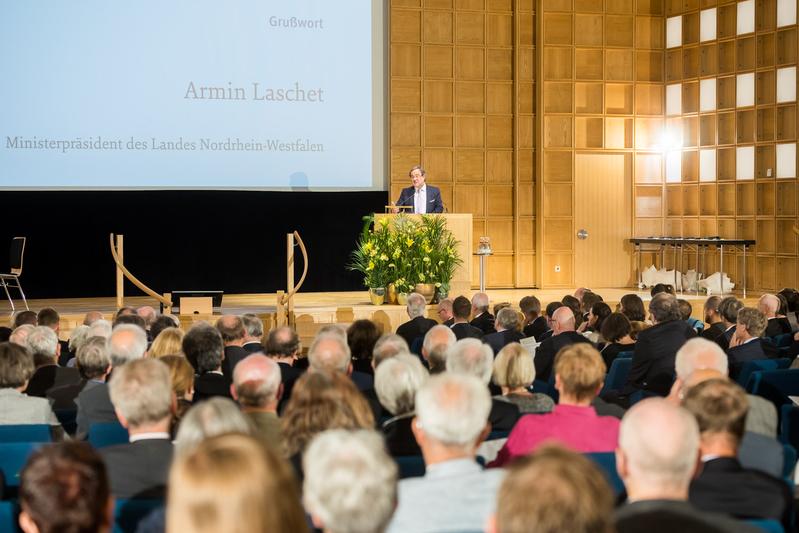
[0,288,765,349]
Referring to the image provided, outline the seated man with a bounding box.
[482,308,525,355]
[101,358,174,499]
[308,332,374,393]
[759,293,792,338]
[470,292,496,335]
[395,292,437,349]
[48,336,110,415]
[374,353,429,456]
[183,324,232,403]
[421,325,456,375]
[36,307,71,366]
[699,296,725,341]
[533,306,592,382]
[450,296,484,340]
[625,293,695,397]
[304,429,397,533]
[446,339,519,431]
[241,313,265,353]
[488,446,614,533]
[490,344,618,467]
[726,307,769,379]
[519,295,548,340]
[231,354,283,451]
[264,326,304,407]
[437,298,454,327]
[685,379,793,530]
[715,297,743,351]
[386,373,502,533]
[19,442,112,533]
[24,326,79,397]
[215,315,250,378]
[615,398,755,533]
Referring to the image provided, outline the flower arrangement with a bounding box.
[349,215,462,297]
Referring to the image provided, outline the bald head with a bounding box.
[618,398,700,499]
[215,315,245,345]
[308,333,351,373]
[232,354,282,409]
[758,294,780,318]
[265,326,301,358]
[83,311,104,326]
[552,306,576,334]
[136,306,157,327]
[674,338,728,381]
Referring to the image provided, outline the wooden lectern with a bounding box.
[373,213,473,295]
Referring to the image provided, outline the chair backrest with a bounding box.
[87,422,129,449]
[9,237,25,275]
[0,500,19,533]
[584,452,625,496]
[773,333,794,349]
[616,351,633,359]
[738,359,783,388]
[781,404,799,451]
[600,358,633,396]
[748,369,799,408]
[113,499,163,533]
[782,444,797,482]
[394,455,426,479]
[0,425,52,444]
[746,519,785,533]
[0,442,43,488]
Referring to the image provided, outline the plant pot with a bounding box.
[415,283,436,304]
[436,287,449,301]
[386,283,398,305]
[396,292,409,306]
[368,287,386,305]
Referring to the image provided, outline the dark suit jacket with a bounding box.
[100,438,174,499]
[470,313,496,335]
[537,329,554,341]
[626,320,695,395]
[483,330,525,355]
[450,322,483,340]
[193,372,232,403]
[350,370,374,393]
[76,381,116,438]
[222,345,250,378]
[700,322,726,341]
[442,318,454,327]
[242,341,264,354]
[489,398,520,432]
[616,499,762,533]
[765,317,792,338]
[726,340,767,379]
[382,414,421,456]
[523,316,549,340]
[396,316,438,349]
[600,342,636,369]
[25,365,80,398]
[395,185,444,214]
[534,331,593,382]
[57,340,71,366]
[689,457,793,530]
[47,378,90,411]
[715,325,736,351]
[278,362,303,408]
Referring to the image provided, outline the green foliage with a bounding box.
[348,215,463,291]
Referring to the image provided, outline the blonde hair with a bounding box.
[553,344,606,402]
[159,355,194,398]
[493,343,535,389]
[149,327,185,358]
[167,433,306,533]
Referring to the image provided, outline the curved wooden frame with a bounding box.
[109,234,172,308]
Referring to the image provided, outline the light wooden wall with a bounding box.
[660,0,799,292]
[537,0,666,287]
[389,0,535,288]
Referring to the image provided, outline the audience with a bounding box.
[421,325,456,374]
[618,293,646,323]
[726,307,768,378]
[625,293,694,397]
[102,358,174,498]
[599,312,636,369]
[19,442,112,533]
[113,313,147,330]
[450,296,484,340]
[0,342,61,429]
[491,344,618,466]
[678,299,704,333]
[36,307,70,364]
[9,324,34,347]
[66,324,90,366]
[13,310,38,328]
[173,397,252,457]
[82,310,104,326]
[492,343,554,414]
[482,307,524,355]
[436,297,454,326]
[24,325,80,397]
[86,319,113,340]
[305,429,397,533]
[580,301,612,344]
[537,301,563,341]
[519,295,548,340]
[76,323,148,437]
[241,313,265,353]
[147,326,184,358]
[759,293,792,337]
[372,333,410,369]
[700,295,725,341]
[684,379,793,529]
[395,292,437,350]
[265,325,304,407]
[231,353,283,450]
[470,292,496,334]
[387,373,500,533]
[561,294,583,328]
[183,323,232,402]
[374,353,429,455]
[48,336,110,415]
[215,315,249,377]
[167,433,307,533]
[534,306,592,381]
[715,296,743,350]
[160,354,195,425]
[446,338,519,432]
[489,445,614,533]
[136,305,158,335]
[347,319,382,374]
[308,331,373,392]
[149,314,179,342]
[614,398,748,533]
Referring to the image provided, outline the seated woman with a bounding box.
[489,344,619,467]
[347,319,382,375]
[581,302,612,345]
[493,343,554,415]
[599,313,637,369]
[374,353,429,456]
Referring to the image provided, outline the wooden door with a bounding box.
[574,153,633,288]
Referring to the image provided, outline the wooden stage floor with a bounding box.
[0,287,764,344]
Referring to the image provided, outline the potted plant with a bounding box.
[349,216,392,305]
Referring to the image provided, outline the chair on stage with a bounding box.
[0,237,28,313]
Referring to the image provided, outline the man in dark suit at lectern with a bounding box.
[393,165,444,214]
